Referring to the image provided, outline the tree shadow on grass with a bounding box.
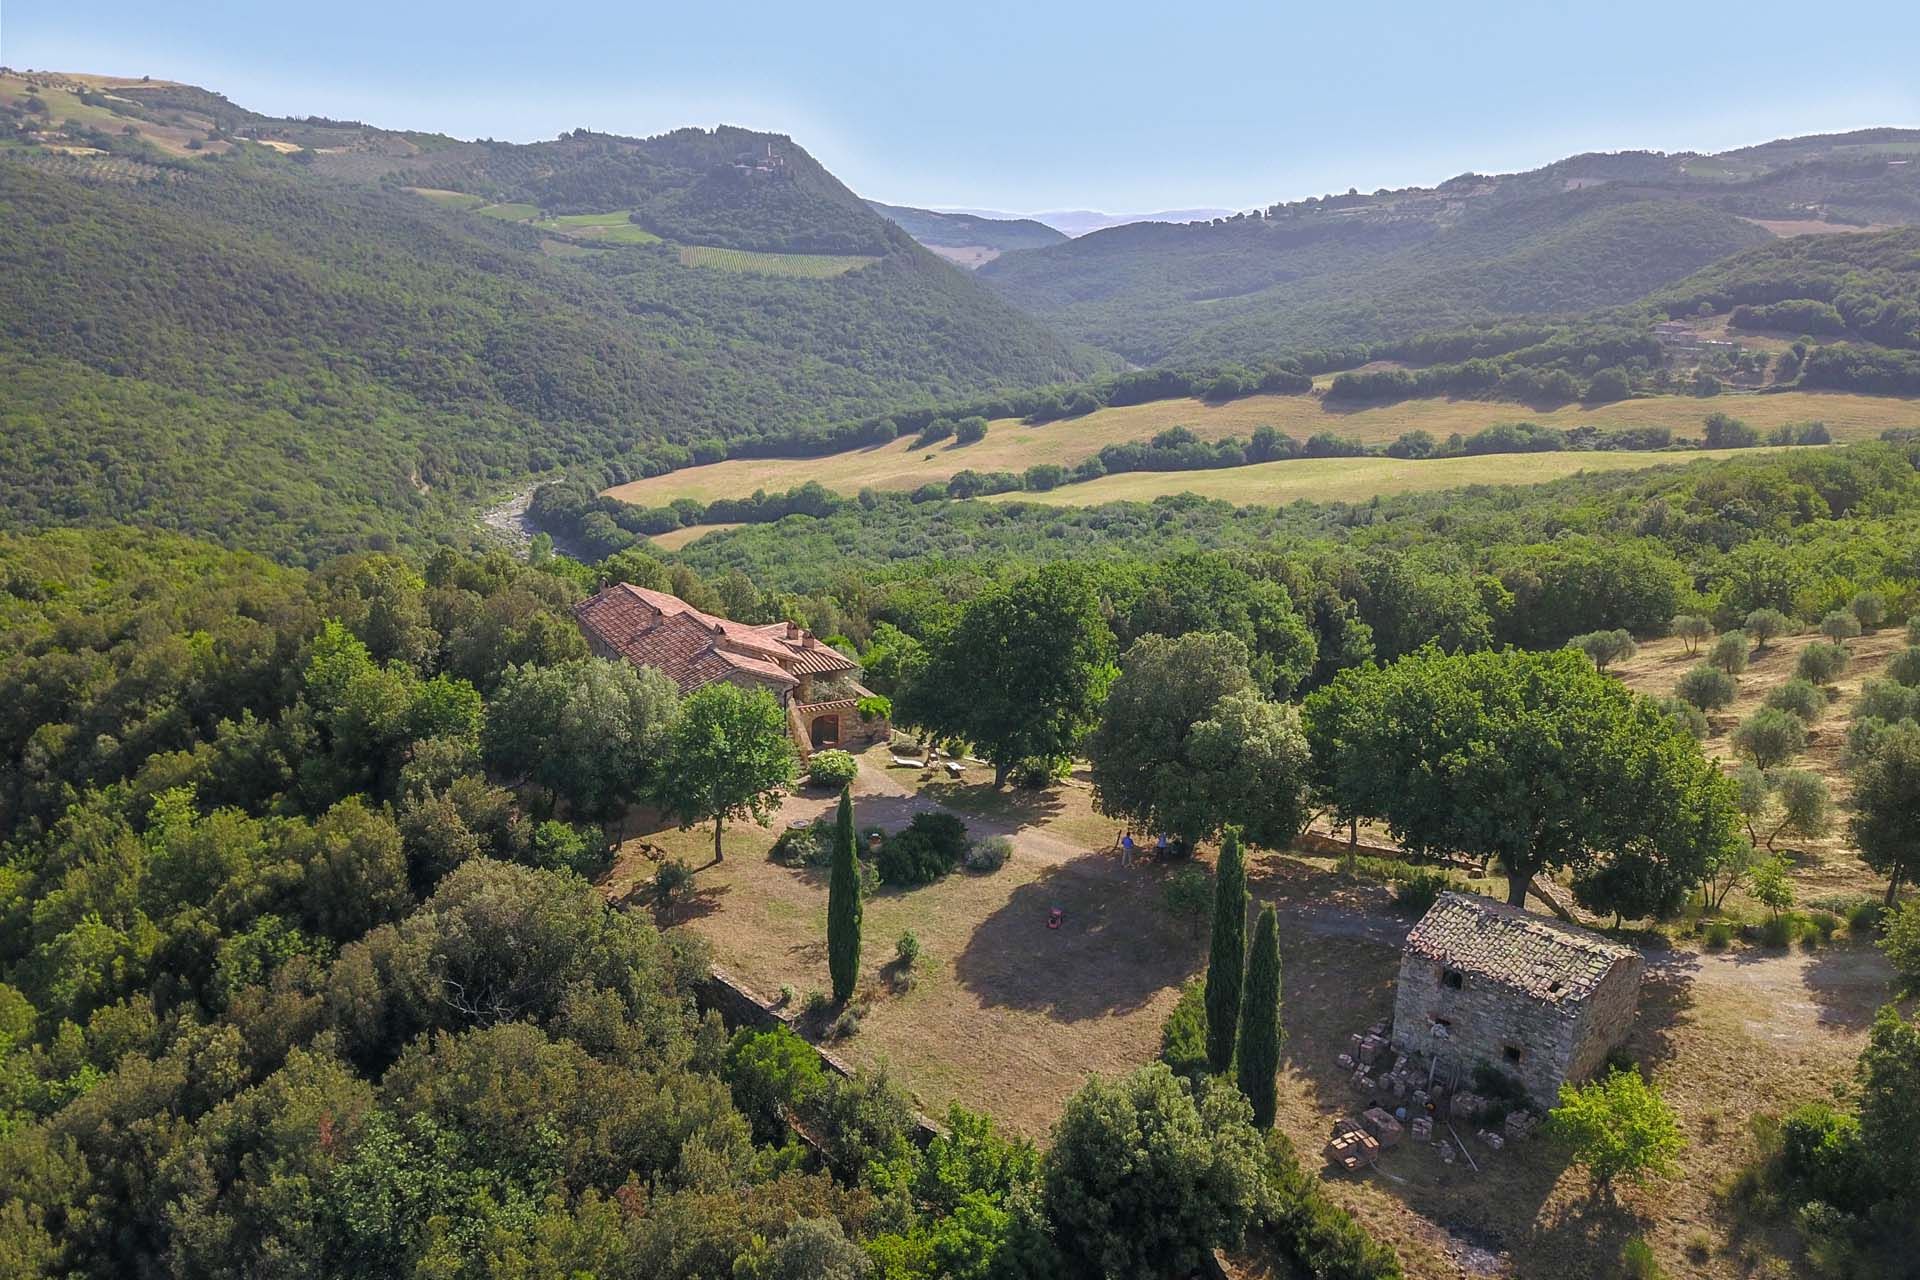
[918,779,1068,832]
[951,854,1202,1022]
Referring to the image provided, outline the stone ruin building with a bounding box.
[1389,892,1643,1106]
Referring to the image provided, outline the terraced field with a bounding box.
[603,388,1920,509]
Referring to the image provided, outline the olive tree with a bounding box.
[1670,614,1713,655]
[1743,608,1790,649]
[1731,707,1806,770]
[1822,610,1863,645]
[1851,721,1920,905]
[1676,664,1737,712]
[1709,630,1750,675]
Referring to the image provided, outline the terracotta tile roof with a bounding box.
[574,584,864,695]
[1403,893,1636,1004]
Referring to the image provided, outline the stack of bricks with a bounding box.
[1478,1129,1506,1152]
[1362,1108,1405,1148]
[1410,1115,1434,1142]
[1449,1092,1487,1122]
[1504,1110,1540,1141]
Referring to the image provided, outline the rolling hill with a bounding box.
[978,130,1920,365]
[867,200,1067,267]
[0,71,1111,561]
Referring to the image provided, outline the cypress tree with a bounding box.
[827,787,862,1002]
[1204,825,1249,1074]
[1237,903,1283,1128]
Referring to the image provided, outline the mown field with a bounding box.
[603,388,1920,509]
[675,244,880,276]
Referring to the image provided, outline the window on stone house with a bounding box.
[1503,1045,1523,1065]
[1441,968,1464,990]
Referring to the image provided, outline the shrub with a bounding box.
[1880,901,1920,988]
[1780,1101,1868,1211]
[1621,1237,1662,1280]
[1163,866,1213,935]
[1796,641,1851,684]
[1888,646,1920,687]
[1159,979,1210,1083]
[1659,695,1709,740]
[1758,915,1797,948]
[894,930,922,969]
[1847,900,1886,936]
[529,820,600,875]
[829,1009,861,1039]
[1670,614,1714,654]
[653,858,696,916]
[807,749,858,788]
[1820,610,1862,644]
[1763,677,1824,723]
[873,811,970,886]
[1911,615,1920,645]
[771,819,832,867]
[1393,869,1451,916]
[953,416,988,445]
[1732,707,1807,769]
[856,694,892,722]
[964,835,1012,872]
[1806,910,1841,942]
[1012,756,1061,789]
[726,1026,830,1139]
[1703,921,1734,950]
[803,988,832,1017]
[1745,608,1790,648]
[1676,664,1737,711]
[1710,630,1750,674]
[1851,591,1887,632]
[1548,1068,1685,1187]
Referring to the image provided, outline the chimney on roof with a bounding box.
[804,632,818,649]
[786,620,800,641]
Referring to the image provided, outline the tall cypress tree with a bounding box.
[827,787,862,1003]
[1204,825,1249,1074]
[1237,903,1283,1128]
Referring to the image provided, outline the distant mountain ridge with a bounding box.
[977,129,1920,364]
[935,206,1238,236]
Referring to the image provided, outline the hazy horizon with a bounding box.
[10,0,1918,211]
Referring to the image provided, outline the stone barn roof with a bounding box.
[1403,892,1637,1005]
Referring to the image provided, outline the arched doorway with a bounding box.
[809,714,840,748]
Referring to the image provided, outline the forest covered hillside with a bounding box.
[0,72,1110,562]
[978,130,1920,364]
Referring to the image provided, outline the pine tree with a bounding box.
[1237,903,1283,1128]
[1204,825,1249,1074]
[827,787,862,1002]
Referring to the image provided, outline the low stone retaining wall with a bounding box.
[698,966,944,1145]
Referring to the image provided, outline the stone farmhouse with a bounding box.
[1390,892,1643,1105]
[573,584,890,755]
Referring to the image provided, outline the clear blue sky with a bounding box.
[9,1,1918,212]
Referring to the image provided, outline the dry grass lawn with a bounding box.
[603,742,1906,1279]
[601,390,1919,510]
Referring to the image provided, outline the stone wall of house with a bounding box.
[1391,955,1583,1104]
[1564,954,1644,1084]
[1391,953,1643,1105]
